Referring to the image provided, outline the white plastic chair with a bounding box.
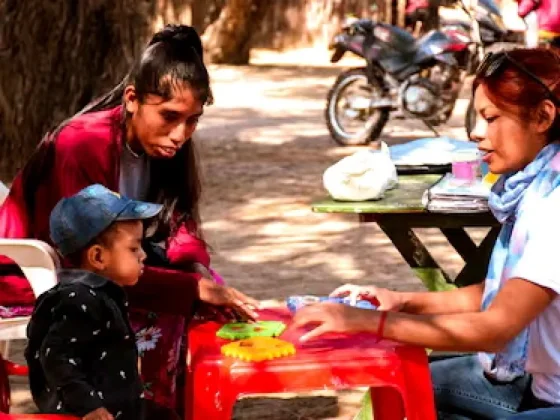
[0,239,60,354]
[0,183,8,205]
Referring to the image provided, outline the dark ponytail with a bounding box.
[149,24,204,58]
[21,25,211,239]
[132,24,212,240]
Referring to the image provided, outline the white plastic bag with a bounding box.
[323,143,398,201]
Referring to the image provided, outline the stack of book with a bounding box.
[422,173,492,213]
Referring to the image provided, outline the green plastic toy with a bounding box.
[216,321,287,340]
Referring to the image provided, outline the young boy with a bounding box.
[25,184,177,420]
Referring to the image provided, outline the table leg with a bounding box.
[441,228,477,262]
[453,226,499,288]
[371,387,406,420]
[378,224,454,292]
[398,347,437,420]
[186,366,237,420]
[379,222,499,291]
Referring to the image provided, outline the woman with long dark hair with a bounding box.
[0,24,258,413]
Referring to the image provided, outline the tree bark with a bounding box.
[191,0,225,34]
[0,0,192,182]
[202,0,271,64]
[0,0,393,182]
[250,0,383,50]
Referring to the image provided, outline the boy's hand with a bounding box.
[83,407,114,420]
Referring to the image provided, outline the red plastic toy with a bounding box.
[186,306,436,420]
[0,353,29,414]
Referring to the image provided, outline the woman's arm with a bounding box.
[166,222,211,268]
[401,282,485,315]
[332,282,485,315]
[295,278,555,352]
[126,266,201,317]
[385,279,554,351]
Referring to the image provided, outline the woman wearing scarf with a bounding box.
[294,48,560,419]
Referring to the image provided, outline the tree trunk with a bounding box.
[251,0,384,50]
[0,0,192,182]
[202,0,270,64]
[0,0,392,182]
[191,0,225,34]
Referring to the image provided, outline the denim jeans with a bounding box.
[431,355,531,419]
[501,407,560,419]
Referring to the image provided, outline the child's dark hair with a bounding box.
[20,25,211,241]
[64,223,122,267]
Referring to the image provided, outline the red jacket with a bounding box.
[406,0,430,14]
[0,106,207,314]
[518,0,560,34]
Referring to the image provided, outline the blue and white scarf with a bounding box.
[479,142,560,382]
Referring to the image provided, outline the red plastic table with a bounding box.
[0,357,28,414]
[185,307,436,420]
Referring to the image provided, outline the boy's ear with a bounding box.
[86,244,106,270]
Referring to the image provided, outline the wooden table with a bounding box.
[312,175,500,291]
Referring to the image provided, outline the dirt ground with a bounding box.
[8,47,486,419]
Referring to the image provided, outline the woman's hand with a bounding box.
[83,407,114,420]
[293,302,375,342]
[330,284,407,312]
[198,278,260,321]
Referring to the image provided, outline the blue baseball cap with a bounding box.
[50,184,163,256]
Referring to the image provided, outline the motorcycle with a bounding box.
[441,0,521,75]
[325,19,470,146]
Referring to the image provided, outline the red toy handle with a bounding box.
[0,354,29,413]
[5,361,28,377]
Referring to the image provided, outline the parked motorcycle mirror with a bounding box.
[457,0,475,17]
[457,0,470,14]
[469,0,483,48]
[457,0,483,46]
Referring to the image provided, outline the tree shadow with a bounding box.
[194,62,478,301]
[197,128,481,300]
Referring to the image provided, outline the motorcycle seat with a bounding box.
[374,24,417,54]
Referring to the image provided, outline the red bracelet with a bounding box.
[377,311,388,338]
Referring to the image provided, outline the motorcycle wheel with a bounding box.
[465,96,477,140]
[325,68,390,146]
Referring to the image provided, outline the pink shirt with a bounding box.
[518,0,560,34]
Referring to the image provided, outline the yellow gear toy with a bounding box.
[221,336,296,362]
